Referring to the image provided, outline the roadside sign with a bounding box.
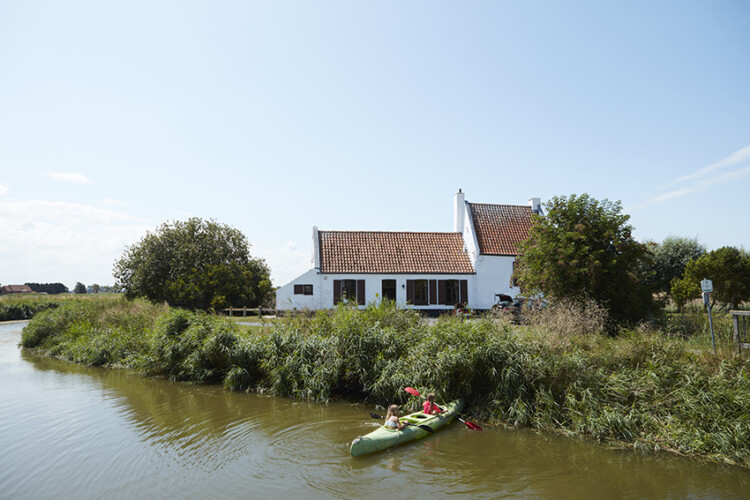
[701,279,716,354]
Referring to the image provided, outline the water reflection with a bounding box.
[2,323,749,500]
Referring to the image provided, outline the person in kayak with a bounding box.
[422,394,443,415]
[384,405,406,430]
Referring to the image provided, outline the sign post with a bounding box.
[701,279,716,354]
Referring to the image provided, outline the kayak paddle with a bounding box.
[404,386,483,431]
[369,412,435,433]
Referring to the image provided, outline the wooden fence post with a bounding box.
[734,313,740,352]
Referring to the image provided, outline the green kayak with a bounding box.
[350,399,465,457]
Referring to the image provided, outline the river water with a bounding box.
[1,321,747,499]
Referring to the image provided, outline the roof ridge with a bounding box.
[319,230,462,235]
[468,202,531,209]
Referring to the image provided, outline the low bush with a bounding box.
[0,299,59,321]
[527,297,608,337]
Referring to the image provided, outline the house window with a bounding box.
[407,279,467,306]
[440,280,460,305]
[333,279,366,305]
[342,280,357,301]
[382,279,396,301]
[294,284,313,295]
[406,279,429,305]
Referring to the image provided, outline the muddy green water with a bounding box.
[1,322,748,499]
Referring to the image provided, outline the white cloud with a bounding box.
[677,145,750,183]
[46,172,92,184]
[628,188,695,210]
[0,183,8,195]
[0,200,153,286]
[631,146,750,211]
[704,163,750,182]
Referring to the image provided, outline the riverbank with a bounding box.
[0,292,123,321]
[19,297,750,468]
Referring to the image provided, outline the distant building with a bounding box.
[276,190,542,313]
[1,284,34,294]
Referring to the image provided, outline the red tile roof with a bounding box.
[319,231,474,274]
[469,203,534,255]
[1,284,34,293]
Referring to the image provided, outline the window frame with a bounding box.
[381,279,397,302]
[333,279,366,305]
[294,284,314,296]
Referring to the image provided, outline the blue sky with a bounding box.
[1,1,749,289]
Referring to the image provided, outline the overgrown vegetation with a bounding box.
[0,298,58,321]
[18,297,750,468]
[0,293,121,321]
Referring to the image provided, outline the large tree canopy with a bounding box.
[670,246,750,310]
[648,236,706,296]
[113,218,272,310]
[515,194,655,326]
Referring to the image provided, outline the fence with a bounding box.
[730,310,750,351]
[221,307,274,317]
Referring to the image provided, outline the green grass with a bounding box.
[0,292,123,321]
[0,293,62,321]
[19,297,750,468]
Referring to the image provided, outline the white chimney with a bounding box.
[454,189,465,233]
[312,226,320,269]
[529,197,542,215]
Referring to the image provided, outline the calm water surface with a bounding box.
[1,321,747,499]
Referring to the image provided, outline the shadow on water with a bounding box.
[3,323,749,499]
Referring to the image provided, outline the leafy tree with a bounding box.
[671,246,750,310]
[26,282,69,294]
[91,284,101,294]
[648,236,706,295]
[514,194,656,326]
[113,218,272,310]
[73,282,87,294]
[669,277,699,311]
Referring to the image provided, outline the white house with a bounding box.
[276,190,542,313]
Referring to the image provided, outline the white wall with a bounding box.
[275,269,326,310]
[277,272,479,311]
[461,203,480,267]
[276,261,520,311]
[459,199,522,309]
[471,255,521,309]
